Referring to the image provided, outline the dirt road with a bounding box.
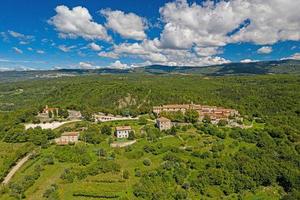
[2,153,32,185]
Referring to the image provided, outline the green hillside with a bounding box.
[0,74,299,199]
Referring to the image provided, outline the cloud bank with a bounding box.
[46,0,300,67]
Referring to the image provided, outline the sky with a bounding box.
[1,0,300,71]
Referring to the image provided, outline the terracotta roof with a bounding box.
[116,126,131,131]
[61,132,80,137]
[56,141,69,145]
[153,104,239,115]
[163,104,190,109]
[153,106,162,108]
[44,106,58,111]
[157,117,171,122]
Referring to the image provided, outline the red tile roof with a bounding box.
[61,132,80,137]
[157,117,171,122]
[116,126,131,131]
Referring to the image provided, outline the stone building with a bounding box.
[156,117,172,131]
[55,132,80,145]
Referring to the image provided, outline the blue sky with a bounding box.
[0,0,300,70]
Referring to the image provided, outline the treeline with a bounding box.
[0,126,56,146]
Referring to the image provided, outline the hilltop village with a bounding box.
[26,103,244,146]
[153,103,242,128]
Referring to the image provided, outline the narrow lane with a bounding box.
[2,153,32,185]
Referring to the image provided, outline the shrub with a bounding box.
[135,168,142,177]
[97,148,107,157]
[143,145,155,153]
[123,170,129,179]
[170,126,177,135]
[128,131,135,140]
[143,158,151,166]
[80,156,91,166]
[43,184,58,199]
[163,153,182,163]
[202,115,211,123]
[216,131,227,139]
[211,144,225,152]
[138,117,147,125]
[174,190,188,200]
[42,155,54,165]
[295,144,300,154]
[217,120,228,127]
[184,109,199,123]
[60,169,76,183]
[182,182,190,190]
[101,125,112,135]
[73,191,119,198]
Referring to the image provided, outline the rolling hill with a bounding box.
[1,59,300,82]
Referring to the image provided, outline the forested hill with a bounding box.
[1,74,300,132]
[1,59,300,82]
[135,59,300,75]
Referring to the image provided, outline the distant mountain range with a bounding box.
[1,59,300,82]
[136,59,300,75]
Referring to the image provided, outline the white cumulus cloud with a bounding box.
[7,30,34,44]
[98,51,119,59]
[230,0,300,45]
[158,0,300,50]
[111,40,230,66]
[257,46,272,54]
[281,53,300,60]
[8,30,34,41]
[101,9,147,40]
[79,62,95,69]
[240,59,258,63]
[37,50,45,54]
[49,5,111,41]
[88,42,102,51]
[45,0,300,68]
[58,45,76,52]
[109,60,129,69]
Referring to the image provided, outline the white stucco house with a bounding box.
[115,126,132,138]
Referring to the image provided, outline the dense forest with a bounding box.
[0,74,299,199]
